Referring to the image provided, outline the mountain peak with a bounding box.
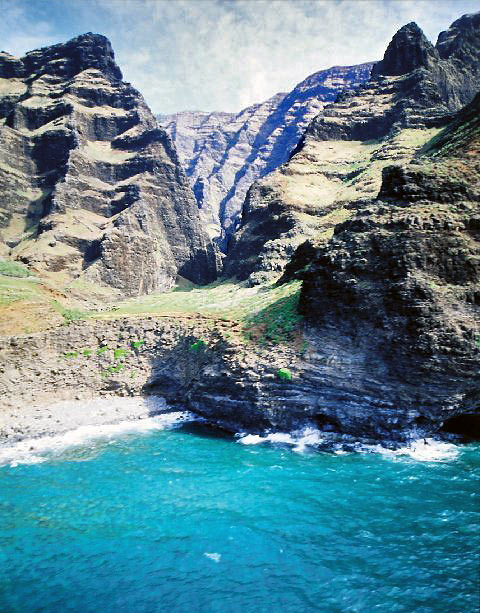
[372,21,438,77]
[22,31,122,81]
[436,11,480,60]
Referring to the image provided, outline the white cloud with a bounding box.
[0,0,478,113]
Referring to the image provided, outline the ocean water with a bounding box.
[1,410,479,613]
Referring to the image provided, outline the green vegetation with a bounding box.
[95,279,300,321]
[113,348,128,360]
[131,340,145,349]
[82,349,93,357]
[51,300,88,324]
[0,259,30,278]
[190,339,207,352]
[61,308,87,324]
[64,351,79,359]
[97,346,109,354]
[243,288,303,345]
[0,275,43,306]
[90,279,304,347]
[475,336,480,350]
[277,368,293,381]
[101,363,124,378]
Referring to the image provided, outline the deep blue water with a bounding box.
[1,413,479,613]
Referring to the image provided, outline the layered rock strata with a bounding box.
[295,90,480,433]
[224,13,480,284]
[159,64,373,247]
[0,34,219,296]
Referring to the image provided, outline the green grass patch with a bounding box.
[0,259,30,278]
[92,279,302,322]
[0,276,43,305]
[113,348,128,360]
[51,300,88,324]
[243,287,303,345]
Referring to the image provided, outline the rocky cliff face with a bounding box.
[296,90,480,433]
[159,64,373,248]
[0,33,219,296]
[224,13,480,284]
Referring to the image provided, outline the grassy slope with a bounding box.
[0,258,303,345]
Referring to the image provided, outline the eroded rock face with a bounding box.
[297,91,480,428]
[159,63,373,248]
[0,33,220,296]
[224,12,480,284]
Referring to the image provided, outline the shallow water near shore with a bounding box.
[1,410,479,613]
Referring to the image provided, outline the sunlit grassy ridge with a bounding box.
[96,279,304,344]
[95,279,300,321]
[0,265,303,344]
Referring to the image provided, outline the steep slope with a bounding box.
[295,90,480,434]
[225,13,480,284]
[0,33,219,297]
[159,63,373,247]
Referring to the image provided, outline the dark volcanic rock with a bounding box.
[159,63,374,248]
[224,12,480,285]
[0,33,220,295]
[297,92,480,432]
[371,22,439,77]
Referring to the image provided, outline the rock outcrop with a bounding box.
[159,64,373,248]
[224,12,480,284]
[0,33,219,296]
[296,90,480,432]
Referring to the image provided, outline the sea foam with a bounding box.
[237,427,459,462]
[0,410,195,468]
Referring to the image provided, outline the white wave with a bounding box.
[0,411,195,468]
[204,552,221,563]
[237,426,323,452]
[237,427,460,462]
[375,437,459,462]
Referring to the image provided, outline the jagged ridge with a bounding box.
[159,63,373,249]
[224,12,480,284]
[0,33,220,296]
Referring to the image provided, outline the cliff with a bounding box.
[0,33,220,297]
[159,63,373,248]
[224,13,480,284]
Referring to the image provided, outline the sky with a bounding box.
[0,0,478,115]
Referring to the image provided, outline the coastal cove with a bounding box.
[0,4,479,611]
[0,407,479,613]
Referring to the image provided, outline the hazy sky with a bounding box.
[1,0,478,114]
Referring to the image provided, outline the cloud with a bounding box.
[0,0,478,114]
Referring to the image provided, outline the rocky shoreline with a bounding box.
[1,314,475,447]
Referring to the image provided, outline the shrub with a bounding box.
[190,339,207,352]
[113,348,128,360]
[131,340,145,350]
[101,363,124,378]
[82,349,93,357]
[64,351,79,359]
[97,346,109,354]
[243,290,303,345]
[62,308,87,324]
[277,368,293,382]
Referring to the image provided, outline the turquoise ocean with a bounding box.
[1,408,479,613]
